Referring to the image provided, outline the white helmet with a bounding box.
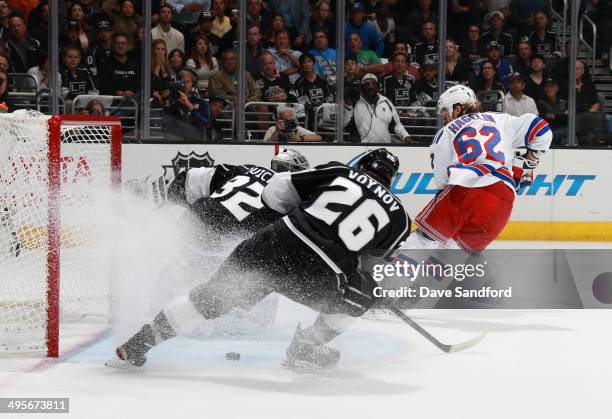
[437,85,478,116]
[271,148,310,172]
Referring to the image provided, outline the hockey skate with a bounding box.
[105,325,155,370]
[282,323,340,370]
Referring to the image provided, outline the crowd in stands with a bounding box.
[0,0,608,145]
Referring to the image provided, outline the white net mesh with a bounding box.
[0,111,118,353]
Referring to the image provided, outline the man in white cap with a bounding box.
[348,73,413,143]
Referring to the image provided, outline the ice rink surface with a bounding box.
[1,241,611,419]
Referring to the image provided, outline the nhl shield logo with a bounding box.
[162,151,215,178]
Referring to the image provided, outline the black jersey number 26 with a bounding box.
[305,177,390,251]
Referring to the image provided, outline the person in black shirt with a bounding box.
[412,59,438,107]
[512,39,532,76]
[413,19,439,67]
[480,11,514,56]
[252,51,295,104]
[290,52,334,127]
[6,14,41,73]
[91,19,114,81]
[245,23,265,76]
[60,46,96,101]
[97,32,140,99]
[537,78,568,145]
[529,11,560,59]
[381,52,417,107]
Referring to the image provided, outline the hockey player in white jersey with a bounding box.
[401,84,552,252]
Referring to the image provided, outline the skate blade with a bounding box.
[105,358,143,371]
[281,357,334,372]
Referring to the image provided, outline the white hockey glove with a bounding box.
[512,149,542,191]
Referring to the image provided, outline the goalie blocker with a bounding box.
[110,149,411,368]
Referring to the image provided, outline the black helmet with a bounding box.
[356,148,400,187]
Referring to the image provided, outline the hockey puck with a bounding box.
[226,352,241,360]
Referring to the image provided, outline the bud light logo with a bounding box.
[391,173,596,196]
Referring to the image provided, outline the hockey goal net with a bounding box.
[0,111,121,357]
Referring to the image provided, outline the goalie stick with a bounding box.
[383,302,486,353]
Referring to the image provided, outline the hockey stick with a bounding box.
[384,303,486,353]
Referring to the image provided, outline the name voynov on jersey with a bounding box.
[262,162,411,274]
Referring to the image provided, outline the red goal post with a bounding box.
[0,112,121,357]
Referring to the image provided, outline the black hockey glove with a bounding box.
[166,169,188,205]
[336,269,378,317]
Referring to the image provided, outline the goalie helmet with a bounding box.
[353,148,400,188]
[271,148,310,172]
[437,85,478,116]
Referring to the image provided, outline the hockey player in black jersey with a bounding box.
[108,148,411,369]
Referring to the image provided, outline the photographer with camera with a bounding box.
[161,68,215,142]
[263,106,322,142]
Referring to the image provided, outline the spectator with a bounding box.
[528,10,559,59]
[512,38,532,75]
[151,4,185,53]
[168,48,187,76]
[79,0,106,28]
[0,52,9,73]
[268,29,302,83]
[103,0,143,51]
[186,34,219,92]
[264,13,286,49]
[551,39,570,97]
[481,40,513,89]
[263,105,322,142]
[345,2,384,57]
[0,1,11,41]
[97,32,140,99]
[246,0,269,28]
[348,33,383,76]
[60,45,96,114]
[216,5,239,56]
[510,0,552,38]
[210,0,231,39]
[412,59,438,106]
[460,25,486,73]
[445,39,471,84]
[269,0,312,49]
[26,1,47,50]
[192,11,221,57]
[0,69,14,112]
[348,73,412,143]
[470,59,505,93]
[151,39,172,107]
[448,0,485,43]
[524,54,547,102]
[399,0,438,46]
[481,11,514,56]
[503,72,538,116]
[310,0,335,46]
[381,52,417,107]
[344,55,361,106]
[253,50,295,103]
[413,19,439,67]
[372,2,396,58]
[310,29,337,86]
[206,95,227,141]
[6,13,41,73]
[382,41,420,80]
[208,49,261,104]
[162,68,214,142]
[68,1,96,51]
[80,98,107,116]
[6,1,37,20]
[245,23,264,76]
[575,59,600,113]
[92,19,114,80]
[27,54,60,90]
[291,52,334,123]
[165,0,210,34]
[537,77,567,144]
